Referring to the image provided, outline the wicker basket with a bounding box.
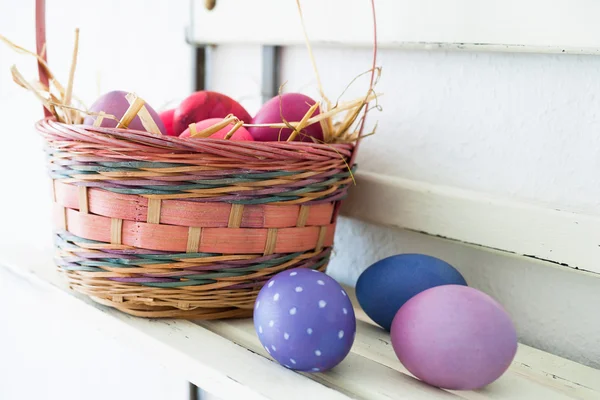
[31,0,362,319]
[39,119,356,318]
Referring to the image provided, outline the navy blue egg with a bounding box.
[356,254,467,331]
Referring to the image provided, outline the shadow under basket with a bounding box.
[39,118,356,319]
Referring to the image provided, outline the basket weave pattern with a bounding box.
[39,119,356,318]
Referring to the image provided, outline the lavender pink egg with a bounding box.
[248,93,324,142]
[83,90,166,134]
[254,268,356,372]
[390,285,517,390]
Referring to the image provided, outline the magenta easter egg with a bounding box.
[390,285,517,390]
[83,90,166,134]
[253,268,356,372]
[248,93,323,142]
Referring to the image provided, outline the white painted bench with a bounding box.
[1,242,598,400]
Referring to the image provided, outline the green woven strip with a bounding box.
[140,256,330,287]
[68,165,139,172]
[96,161,188,169]
[230,196,302,205]
[55,231,333,288]
[70,251,303,269]
[143,279,216,287]
[60,265,103,272]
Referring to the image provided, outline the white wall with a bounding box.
[281,46,600,215]
[0,0,194,399]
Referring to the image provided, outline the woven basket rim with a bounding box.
[36,118,356,157]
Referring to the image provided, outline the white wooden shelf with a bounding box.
[341,172,600,276]
[190,0,600,55]
[1,242,598,400]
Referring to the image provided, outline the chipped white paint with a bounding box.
[191,0,600,54]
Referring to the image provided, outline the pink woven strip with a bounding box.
[54,204,336,254]
[54,181,334,228]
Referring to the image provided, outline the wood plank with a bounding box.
[344,289,600,400]
[0,244,349,400]
[340,171,600,276]
[197,290,600,400]
[189,0,600,55]
[199,318,458,400]
[1,242,599,399]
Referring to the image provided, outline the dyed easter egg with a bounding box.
[391,285,518,390]
[83,90,166,134]
[248,93,323,142]
[254,268,356,372]
[173,91,252,135]
[179,118,254,141]
[356,254,467,331]
[159,108,176,136]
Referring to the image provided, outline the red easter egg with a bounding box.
[179,118,254,141]
[173,91,252,136]
[159,109,176,136]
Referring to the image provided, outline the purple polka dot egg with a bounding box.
[253,268,356,372]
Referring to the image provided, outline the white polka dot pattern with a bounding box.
[253,268,356,373]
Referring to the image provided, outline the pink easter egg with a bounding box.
[83,90,166,134]
[390,285,517,390]
[179,118,254,141]
[248,93,323,142]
